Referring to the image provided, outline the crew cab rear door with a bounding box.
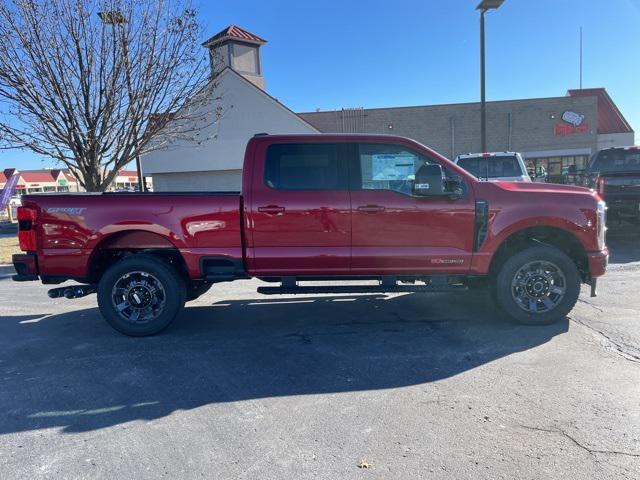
[246,142,351,275]
[348,142,476,274]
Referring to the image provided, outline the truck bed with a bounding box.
[20,192,244,280]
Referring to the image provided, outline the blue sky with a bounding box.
[4,0,640,169]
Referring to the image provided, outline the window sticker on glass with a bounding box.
[371,154,417,181]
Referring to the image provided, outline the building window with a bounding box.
[232,43,259,74]
[525,155,590,184]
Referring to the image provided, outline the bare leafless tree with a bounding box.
[0,0,220,191]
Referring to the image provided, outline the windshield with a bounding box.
[457,155,523,178]
[590,149,640,173]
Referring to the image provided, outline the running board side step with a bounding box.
[257,276,467,295]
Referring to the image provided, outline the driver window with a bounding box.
[358,144,435,195]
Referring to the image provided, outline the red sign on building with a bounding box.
[554,111,589,136]
[554,122,590,136]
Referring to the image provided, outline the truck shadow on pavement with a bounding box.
[0,290,568,435]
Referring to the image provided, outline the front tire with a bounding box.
[495,245,580,325]
[97,254,186,336]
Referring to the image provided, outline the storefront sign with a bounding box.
[554,111,589,136]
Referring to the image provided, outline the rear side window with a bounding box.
[590,149,640,173]
[264,143,346,190]
[457,155,523,178]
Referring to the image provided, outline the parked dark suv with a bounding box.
[586,146,640,224]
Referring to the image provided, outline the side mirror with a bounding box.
[413,164,444,196]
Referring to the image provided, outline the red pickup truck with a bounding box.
[13,134,608,336]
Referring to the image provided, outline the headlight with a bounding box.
[597,200,607,250]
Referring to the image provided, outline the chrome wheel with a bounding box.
[111,271,166,324]
[511,260,566,314]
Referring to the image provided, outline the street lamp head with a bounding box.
[476,0,505,11]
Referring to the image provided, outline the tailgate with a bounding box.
[601,172,640,201]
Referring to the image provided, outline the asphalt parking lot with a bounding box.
[1,227,639,479]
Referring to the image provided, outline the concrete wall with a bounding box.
[141,68,317,191]
[299,96,600,159]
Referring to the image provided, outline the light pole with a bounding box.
[98,10,145,192]
[476,0,504,152]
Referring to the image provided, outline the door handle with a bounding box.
[357,204,385,214]
[258,205,285,215]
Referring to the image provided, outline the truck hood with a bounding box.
[491,181,593,196]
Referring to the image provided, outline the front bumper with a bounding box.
[587,247,609,278]
[12,253,39,281]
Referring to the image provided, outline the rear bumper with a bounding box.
[12,253,39,281]
[587,247,609,278]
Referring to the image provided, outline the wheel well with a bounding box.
[489,226,588,280]
[87,231,188,284]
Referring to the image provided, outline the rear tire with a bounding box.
[97,254,186,336]
[495,245,580,325]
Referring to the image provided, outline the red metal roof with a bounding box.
[202,25,267,47]
[19,170,59,183]
[567,88,633,134]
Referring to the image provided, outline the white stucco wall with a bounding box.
[597,132,635,151]
[151,169,242,192]
[141,68,317,180]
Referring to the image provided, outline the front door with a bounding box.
[249,142,351,275]
[349,142,476,275]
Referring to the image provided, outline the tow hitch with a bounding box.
[48,285,97,299]
[589,278,598,298]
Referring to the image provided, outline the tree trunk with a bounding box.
[82,169,104,192]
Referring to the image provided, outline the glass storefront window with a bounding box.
[524,155,590,184]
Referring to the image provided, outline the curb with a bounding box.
[0,264,15,276]
[0,223,18,233]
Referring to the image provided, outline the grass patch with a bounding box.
[0,235,20,264]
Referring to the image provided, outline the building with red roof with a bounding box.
[8,169,80,194]
[566,88,634,152]
[300,88,635,184]
[202,24,268,90]
[0,168,152,194]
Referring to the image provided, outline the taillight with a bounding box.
[17,206,38,251]
[595,176,606,196]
